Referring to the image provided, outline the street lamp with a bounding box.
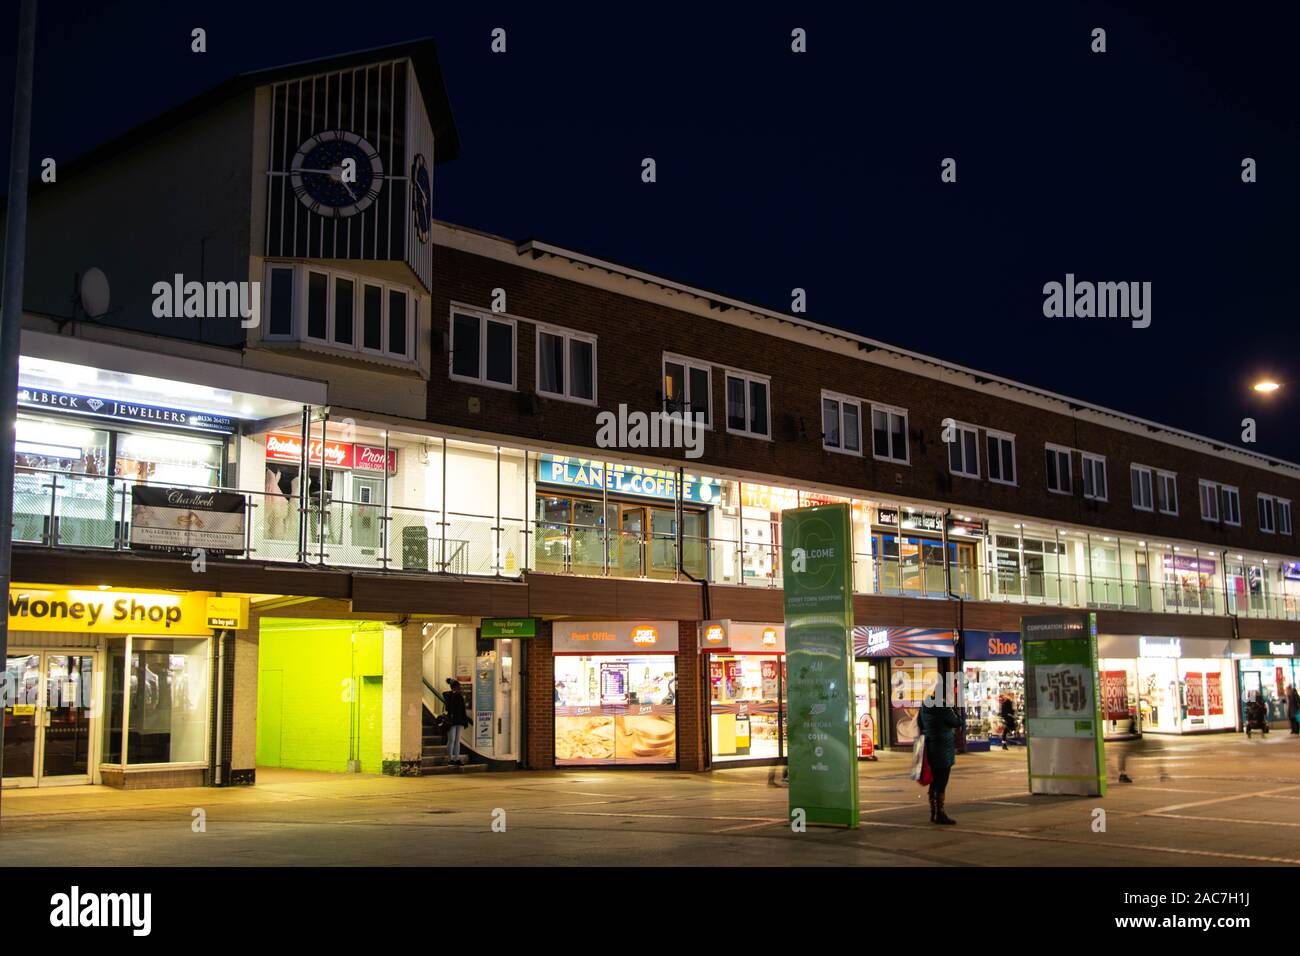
[1252,379,1282,394]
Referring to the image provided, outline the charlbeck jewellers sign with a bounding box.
[130,486,246,554]
[18,386,238,434]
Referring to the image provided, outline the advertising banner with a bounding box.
[129,485,246,554]
[781,503,859,828]
[475,655,495,751]
[552,621,679,654]
[1022,613,1105,797]
[1100,670,1130,721]
[264,432,398,473]
[9,586,213,636]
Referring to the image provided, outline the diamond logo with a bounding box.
[87,399,104,412]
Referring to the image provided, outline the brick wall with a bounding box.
[524,622,555,769]
[674,621,705,771]
[427,243,1300,556]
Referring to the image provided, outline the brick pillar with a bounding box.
[229,612,259,785]
[524,622,554,769]
[382,621,424,776]
[676,620,706,771]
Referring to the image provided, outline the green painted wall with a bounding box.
[257,620,385,773]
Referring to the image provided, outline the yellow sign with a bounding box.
[205,596,248,630]
[8,587,212,635]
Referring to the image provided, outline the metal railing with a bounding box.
[13,467,1300,620]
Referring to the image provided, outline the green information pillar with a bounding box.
[781,503,859,828]
[1022,612,1106,797]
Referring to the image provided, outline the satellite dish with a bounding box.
[79,267,110,318]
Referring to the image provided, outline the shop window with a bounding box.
[537,326,598,404]
[1279,498,1293,536]
[450,308,516,389]
[1045,444,1072,494]
[870,404,908,464]
[663,355,711,426]
[1199,479,1220,522]
[554,655,677,765]
[947,421,979,478]
[1221,485,1241,526]
[1259,494,1276,534]
[263,262,415,361]
[822,392,862,455]
[1156,470,1178,515]
[725,371,771,439]
[1130,464,1154,512]
[102,636,210,766]
[987,431,1016,485]
[1081,452,1107,501]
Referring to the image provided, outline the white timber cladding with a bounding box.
[427,221,1300,482]
[405,66,436,290]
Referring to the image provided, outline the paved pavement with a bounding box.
[3,733,1298,866]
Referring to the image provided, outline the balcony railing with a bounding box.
[13,468,1300,622]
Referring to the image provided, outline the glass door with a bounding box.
[618,505,646,577]
[2,650,96,787]
[349,475,384,556]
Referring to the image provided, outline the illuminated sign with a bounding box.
[1139,636,1182,659]
[704,623,726,644]
[17,386,237,434]
[1250,640,1298,657]
[762,627,779,647]
[205,596,248,630]
[8,587,214,635]
[631,625,659,646]
[963,631,1022,661]
[552,620,680,654]
[265,432,398,473]
[539,455,717,505]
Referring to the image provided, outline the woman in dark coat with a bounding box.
[919,704,962,825]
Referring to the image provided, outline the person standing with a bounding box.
[919,703,962,825]
[998,694,1017,751]
[443,678,471,765]
[1287,684,1300,735]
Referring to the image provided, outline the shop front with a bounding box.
[552,621,679,766]
[852,626,956,750]
[873,507,980,599]
[700,620,785,765]
[961,631,1024,751]
[4,585,230,790]
[1239,641,1300,728]
[1097,635,1240,736]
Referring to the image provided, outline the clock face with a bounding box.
[290,130,384,217]
[411,153,432,243]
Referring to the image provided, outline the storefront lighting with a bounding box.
[1138,541,1146,547]
[97,584,112,590]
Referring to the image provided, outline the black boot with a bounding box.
[927,786,937,822]
[934,792,956,825]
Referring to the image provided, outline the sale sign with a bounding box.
[1100,670,1130,720]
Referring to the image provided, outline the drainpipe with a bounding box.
[944,509,966,750]
[677,466,710,619]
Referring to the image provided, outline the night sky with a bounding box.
[0,1,1296,460]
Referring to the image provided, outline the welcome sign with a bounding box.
[781,503,859,828]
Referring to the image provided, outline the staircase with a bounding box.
[421,707,486,775]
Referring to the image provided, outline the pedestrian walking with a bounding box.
[442,678,471,764]
[998,694,1017,750]
[1245,692,1269,738]
[919,703,962,825]
[1287,684,1300,735]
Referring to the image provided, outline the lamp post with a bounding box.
[0,0,38,822]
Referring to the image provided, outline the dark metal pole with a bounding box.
[0,0,38,822]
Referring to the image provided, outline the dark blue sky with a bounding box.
[1,1,1297,460]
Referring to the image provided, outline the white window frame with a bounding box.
[1081,452,1108,502]
[986,429,1017,486]
[448,304,518,391]
[820,391,864,456]
[1130,464,1154,512]
[535,323,598,406]
[261,261,416,362]
[946,420,980,478]
[723,368,772,440]
[1045,443,1073,495]
[1156,469,1178,516]
[1199,479,1220,522]
[1258,493,1277,534]
[662,354,713,429]
[1221,484,1242,527]
[1279,498,1293,536]
[870,403,910,464]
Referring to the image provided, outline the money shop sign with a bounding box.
[781,503,859,828]
[9,587,213,635]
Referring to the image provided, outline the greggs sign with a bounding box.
[265,432,397,474]
[552,620,680,654]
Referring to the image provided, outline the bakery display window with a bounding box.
[709,654,783,761]
[553,654,677,765]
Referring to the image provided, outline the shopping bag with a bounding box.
[909,735,926,781]
[919,745,933,786]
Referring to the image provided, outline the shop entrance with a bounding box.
[617,505,646,576]
[349,475,384,554]
[2,649,96,787]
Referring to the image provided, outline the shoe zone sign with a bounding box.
[781,503,859,828]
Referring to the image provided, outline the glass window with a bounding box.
[388,289,408,358]
[663,356,711,425]
[1046,446,1071,494]
[554,654,677,765]
[1082,453,1107,501]
[570,338,595,401]
[843,403,859,452]
[306,271,328,340]
[726,376,746,431]
[725,372,770,438]
[268,267,294,336]
[823,398,840,448]
[988,432,1016,484]
[1200,480,1220,521]
[451,312,480,379]
[109,636,210,765]
[1259,494,1276,533]
[539,331,564,396]
[689,366,710,425]
[822,394,862,454]
[1279,499,1293,535]
[749,380,769,436]
[363,284,383,351]
[537,327,595,402]
[333,277,354,346]
[1221,485,1241,526]
[948,423,979,477]
[871,406,908,463]
[1156,471,1178,515]
[1131,465,1153,511]
[485,319,514,385]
